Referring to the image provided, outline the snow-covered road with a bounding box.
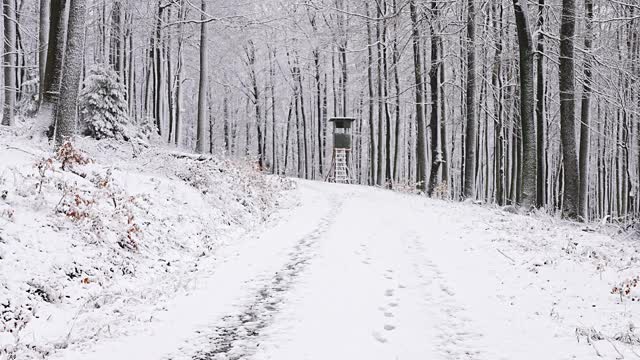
[53,180,638,360]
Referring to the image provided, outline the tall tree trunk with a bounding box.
[427,1,442,196]
[173,0,185,145]
[153,4,163,135]
[283,99,293,175]
[493,2,505,205]
[53,0,87,146]
[376,3,384,186]
[410,0,427,191]
[535,0,547,208]
[2,0,16,126]
[247,41,265,170]
[392,0,401,184]
[195,0,208,153]
[313,48,323,177]
[42,0,67,112]
[512,0,537,208]
[578,0,594,221]
[38,0,49,108]
[559,0,580,218]
[382,1,392,187]
[298,64,309,178]
[439,37,449,195]
[269,47,278,174]
[165,7,174,144]
[463,0,477,199]
[366,2,376,185]
[223,87,230,152]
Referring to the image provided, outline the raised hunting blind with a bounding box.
[326,117,355,183]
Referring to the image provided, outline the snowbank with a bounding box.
[0,122,293,359]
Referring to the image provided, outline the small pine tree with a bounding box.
[79,65,130,141]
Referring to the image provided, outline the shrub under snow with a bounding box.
[79,66,131,141]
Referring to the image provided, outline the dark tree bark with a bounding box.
[297,60,309,178]
[559,0,580,218]
[512,0,537,208]
[382,1,393,187]
[245,40,265,169]
[376,3,384,186]
[223,87,230,152]
[38,0,49,108]
[439,37,449,194]
[463,0,477,199]
[269,47,278,174]
[153,4,163,135]
[195,0,208,153]
[173,0,185,145]
[410,0,427,191]
[366,2,376,185]
[53,0,87,146]
[42,0,67,108]
[2,0,16,126]
[392,0,401,184]
[492,2,505,205]
[427,1,442,196]
[535,0,547,207]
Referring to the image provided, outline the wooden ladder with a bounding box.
[335,148,348,183]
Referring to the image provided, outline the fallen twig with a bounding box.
[496,248,516,264]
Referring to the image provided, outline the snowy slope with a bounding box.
[48,179,640,360]
[0,124,293,359]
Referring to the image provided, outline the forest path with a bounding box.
[55,180,614,360]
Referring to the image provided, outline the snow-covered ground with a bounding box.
[0,124,292,359]
[2,126,640,360]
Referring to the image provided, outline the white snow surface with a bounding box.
[2,125,640,359]
[0,124,292,359]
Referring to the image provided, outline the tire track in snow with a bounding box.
[187,195,343,360]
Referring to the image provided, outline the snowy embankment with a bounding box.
[0,124,293,359]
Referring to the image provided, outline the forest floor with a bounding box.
[2,125,640,359]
